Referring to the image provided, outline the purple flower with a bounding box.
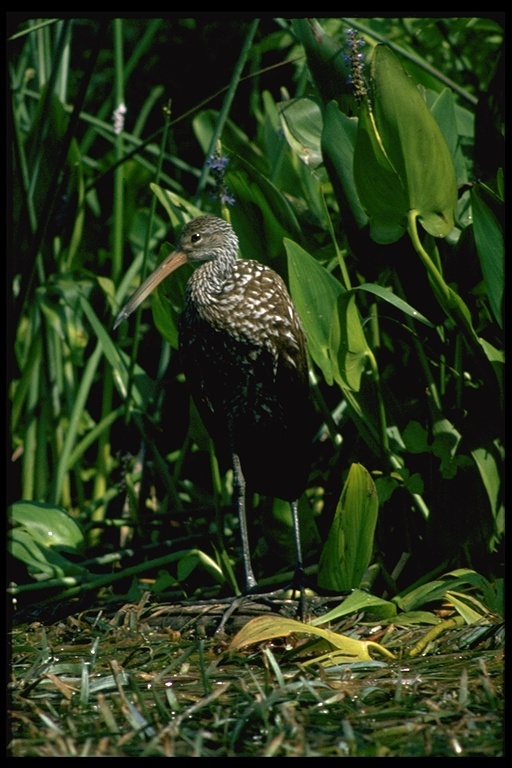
[344,28,368,101]
[207,151,235,206]
[220,191,236,206]
[207,154,230,173]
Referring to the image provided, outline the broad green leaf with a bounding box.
[330,292,369,392]
[264,91,325,219]
[9,501,85,552]
[354,99,407,243]
[285,238,344,385]
[317,463,379,591]
[9,529,85,580]
[9,501,86,581]
[432,417,462,460]
[478,337,504,404]
[228,614,394,662]
[405,473,425,495]
[371,45,458,238]
[429,87,468,187]
[471,443,504,536]
[356,45,457,241]
[322,101,368,229]
[470,184,504,328]
[279,97,323,169]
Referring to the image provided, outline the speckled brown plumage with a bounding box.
[179,218,311,503]
[115,214,312,596]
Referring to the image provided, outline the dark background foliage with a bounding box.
[8,15,504,612]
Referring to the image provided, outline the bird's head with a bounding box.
[177,215,239,264]
[113,215,238,329]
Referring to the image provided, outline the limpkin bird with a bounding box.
[114,214,312,603]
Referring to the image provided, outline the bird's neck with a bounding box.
[188,253,237,303]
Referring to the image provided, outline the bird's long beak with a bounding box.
[113,250,189,329]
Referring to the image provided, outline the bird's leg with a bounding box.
[232,450,258,592]
[291,499,306,621]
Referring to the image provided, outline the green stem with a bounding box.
[90,20,125,544]
[124,102,172,404]
[51,342,102,504]
[194,19,260,201]
[323,192,352,291]
[91,373,114,537]
[407,210,480,355]
[7,548,226,599]
[112,18,125,283]
[365,348,389,455]
[67,407,124,468]
[393,270,443,412]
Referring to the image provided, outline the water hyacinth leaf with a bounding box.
[402,420,430,454]
[355,45,457,241]
[285,238,344,385]
[370,45,458,238]
[263,91,324,214]
[354,99,407,243]
[279,97,323,169]
[317,463,379,591]
[470,184,504,328]
[330,291,369,392]
[471,443,504,537]
[322,101,368,229]
[228,614,394,662]
[9,529,85,580]
[9,501,85,552]
[9,501,86,580]
[429,87,469,187]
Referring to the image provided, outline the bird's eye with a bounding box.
[191,233,201,244]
